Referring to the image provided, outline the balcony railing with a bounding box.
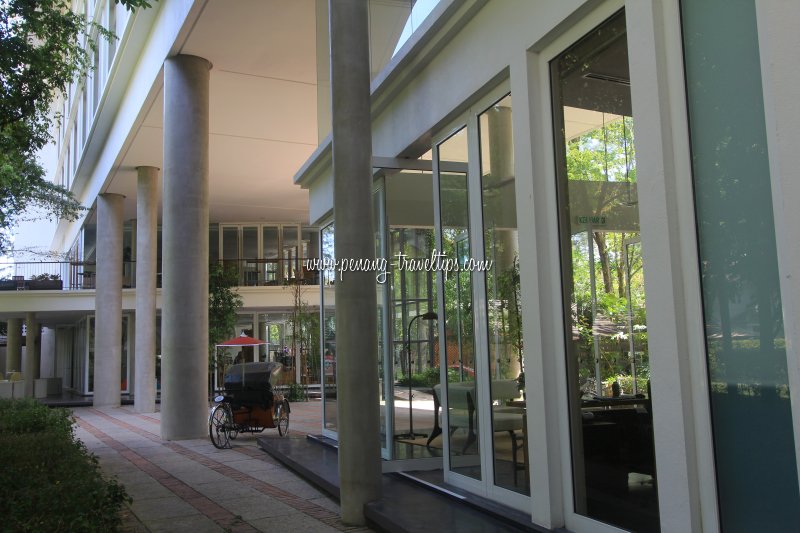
[219,258,320,287]
[0,258,320,291]
[0,261,132,291]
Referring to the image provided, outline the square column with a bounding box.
[134,166,159,413]
[161,54,211,440]
[94,193,124,407]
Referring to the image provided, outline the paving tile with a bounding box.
[249,512,340,533]
[222,458,282,474]
[170,467,230,485]
[211,495,298,521]
[145,514,224,533]
[130,495,200,521]
[278,479,327,500]
[113,468,158,487]
[309,496,341,514]
[122,479,175,501]
[192,480,264,500]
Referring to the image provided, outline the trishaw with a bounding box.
[208,361,290,449]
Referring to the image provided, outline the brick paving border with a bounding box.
[79,409,367,532]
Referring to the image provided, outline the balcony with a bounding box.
[0,258,319,291]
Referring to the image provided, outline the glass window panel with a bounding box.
[681,0,800,529]
[321,224,337,432]
[479,94,528,494]
[242,226,259,286]
[438,127,481,480]
[301,227,320,284]
[221,226,241,284]
[262,226,280,285]
[551,10,659,531]
[209,225,219,263]
[283,225,300,280]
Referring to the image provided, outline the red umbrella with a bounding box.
[216,332,267,346]
[214,332,267,391]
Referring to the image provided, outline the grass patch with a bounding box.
[0,399,130,532]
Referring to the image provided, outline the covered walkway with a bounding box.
[72,402,365,533]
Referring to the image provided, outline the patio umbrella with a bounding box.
[215,332,268,390]
[216,332,268,347]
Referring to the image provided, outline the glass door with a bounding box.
[435,127,483,483]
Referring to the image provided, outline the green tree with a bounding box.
[0,0,153,253]
[208,262,243,388]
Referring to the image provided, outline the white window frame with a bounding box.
[523,0,719,531]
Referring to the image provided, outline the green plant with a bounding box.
[286,382,306,402]
[397,367,442,388]
[30,272,60,281]
[209,262,243,391]
[0,399,130,531]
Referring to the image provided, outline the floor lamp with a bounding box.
[396,311,438,440]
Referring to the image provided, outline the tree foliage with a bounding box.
[0,0,152,253]
[208,262,243,350]
[208,262,243,392]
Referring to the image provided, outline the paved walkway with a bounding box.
[72,401,370,533]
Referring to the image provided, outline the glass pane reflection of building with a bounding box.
[551,10,659,532]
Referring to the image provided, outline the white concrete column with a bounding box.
[161,55,211,440]
[330,0,381,524]
[94,193,125,407]
[5,318,22,375]
[135,166,159,413]
[24,313,39,397]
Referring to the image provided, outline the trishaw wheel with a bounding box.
[276,400,290,436]
[209,404,232,449]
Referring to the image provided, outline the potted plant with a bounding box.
[27,273,63,290]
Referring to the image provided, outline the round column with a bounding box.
[6,318,22,375]
[161,55,211,440]
[330,0,381,524]
[94,193,124,407]
[134,166,159,413]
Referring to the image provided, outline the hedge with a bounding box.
[0,399,130,532]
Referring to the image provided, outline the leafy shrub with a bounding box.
[30,273,61,281]
[0,399,130,532]
[602,374,650,396]
[397,367,455,388]
[286,382,306,402]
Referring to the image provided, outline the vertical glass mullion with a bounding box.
[468,112,493,488]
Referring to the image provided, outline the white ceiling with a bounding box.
[107,0,321,224]
[103,0,425,225]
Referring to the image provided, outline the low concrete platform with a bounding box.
[258,433,550,533]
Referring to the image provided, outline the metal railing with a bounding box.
[218,258,320,287]
[0,258,320,291]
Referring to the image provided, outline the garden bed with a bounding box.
[0,399,129,532]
